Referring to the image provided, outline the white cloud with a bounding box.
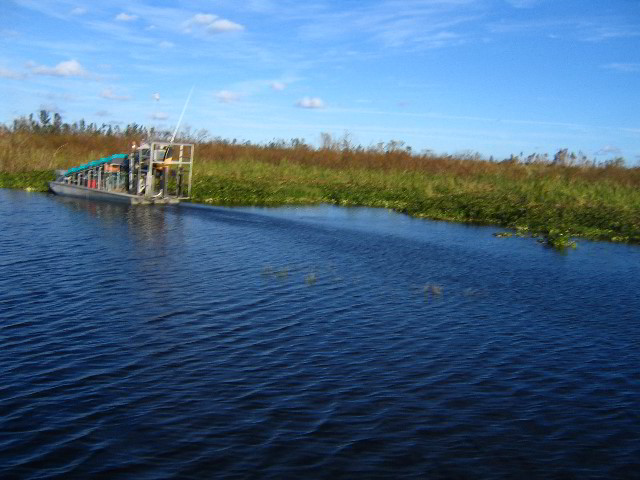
[584,25,640,42]
[115,13,138,22]
[43,92,76,102]
[70,7,86,16]
[193,13,218,25]
[29,59,87,77]
[184,13,245,34]
[152,93,160,101]
[215,90,241,103]
[0,67,24,79]
[295,1,479,51]
[297,97,325,109]
[1,28,19,37]
[159,41,174,48]
[270,81,286,91]
[488,19,570,34]
[95,110,110,117]
[596,145,622,155]
[602,63,640,73]
[207,19,244,33]
[100,88,131,101]
[151,112,169,120]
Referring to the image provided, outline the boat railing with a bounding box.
[61,154,129,192]
[57,142,194,201]
[135,142,194,200]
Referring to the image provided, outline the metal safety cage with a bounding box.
[129,142,195,200]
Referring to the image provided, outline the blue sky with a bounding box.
[1,0,639,161]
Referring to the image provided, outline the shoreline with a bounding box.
[2,167,638,249]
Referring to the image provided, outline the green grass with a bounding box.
[188,159,640,246]
[0,171,56,191]
[1,130,639,249]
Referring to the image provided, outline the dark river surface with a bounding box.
[1,188,639,479]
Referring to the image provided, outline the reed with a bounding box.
[1,128,638,247]
[189,159,640,245]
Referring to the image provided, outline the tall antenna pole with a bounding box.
[170,85,194,144]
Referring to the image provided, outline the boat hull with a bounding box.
[49,182,180,205]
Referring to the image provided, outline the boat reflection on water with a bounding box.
[50,194,186,261]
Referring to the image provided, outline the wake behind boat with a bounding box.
[49,141,194,205]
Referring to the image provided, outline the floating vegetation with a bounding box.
[495,226,578,248]
[261,265,289,279]
[275,267,289,278]
[423,284,443,297]
[462,288,482,297]
[538,229,578,250]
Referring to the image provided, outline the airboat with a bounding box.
[50,87,197,205]
[49,141,194,205]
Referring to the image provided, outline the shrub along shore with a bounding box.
[1,125,639,249]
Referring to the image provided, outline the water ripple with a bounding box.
[1,192,639,478]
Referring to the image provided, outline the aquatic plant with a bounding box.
[0,171,55,191]
[1,123,639,247]
[275,267,289,278]
[423,284,443,296]
[539,229,578,250]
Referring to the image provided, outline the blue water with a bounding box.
[1,189,639,479]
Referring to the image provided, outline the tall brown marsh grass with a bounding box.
[1,113,639,247]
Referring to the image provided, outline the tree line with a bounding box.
[5,109,151,137]
[0,109,628,168]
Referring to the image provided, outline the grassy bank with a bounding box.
[0,170,56,191]
[190,159,640,246]
[1,130,639,248]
